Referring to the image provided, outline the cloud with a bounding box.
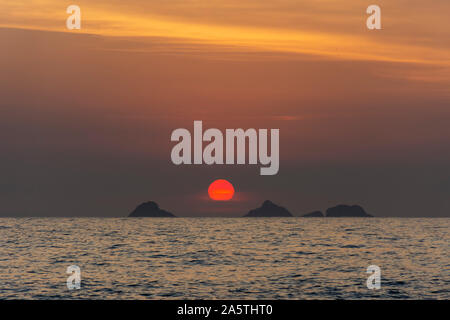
[1,0,449,66]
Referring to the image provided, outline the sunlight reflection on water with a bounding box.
[0,218,448,299]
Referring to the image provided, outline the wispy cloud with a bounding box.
[1,0,449,66]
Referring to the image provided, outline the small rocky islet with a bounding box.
[128,200,373,217]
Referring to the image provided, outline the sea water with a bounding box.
[0,218,448,299]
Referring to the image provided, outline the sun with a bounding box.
[208,179,235,201]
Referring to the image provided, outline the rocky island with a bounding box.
[244,200,293,217]
[301,210,324,217]
[326,204,372,217]
[128,201,175,217]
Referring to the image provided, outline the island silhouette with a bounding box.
[325,204,372,217]
[243,201,373,217]
[128,201,175,217]
[244,200,293,217]
[127,200,373,217]
[302,210,324,217]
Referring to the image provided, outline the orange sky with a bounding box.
[1,0,450,66]
[1,1,450,217]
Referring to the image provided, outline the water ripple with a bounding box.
[0,217,448,299]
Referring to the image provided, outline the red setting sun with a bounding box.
[208,179,235,201]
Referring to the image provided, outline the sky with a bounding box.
[1,0,449,217]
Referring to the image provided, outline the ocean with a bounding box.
[0,218,448,299]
